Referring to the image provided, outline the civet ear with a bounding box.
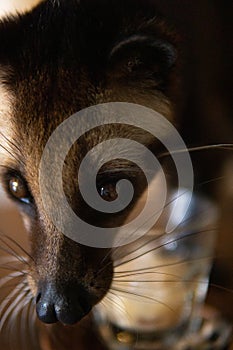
[108,34,177,90]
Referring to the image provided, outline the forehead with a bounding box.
[0,0,174,178]
[0,72,131,171]
[0,66,170,185]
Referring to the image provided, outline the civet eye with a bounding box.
[8,175,32,205]
[99,183,118,202]
[97,169,140,203]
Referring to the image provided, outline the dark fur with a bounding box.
[0,0,179,348]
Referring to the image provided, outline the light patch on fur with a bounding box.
[27,274,37,296]
[0,70,15,167]
[21,213,32,232]
[0,0,42,19]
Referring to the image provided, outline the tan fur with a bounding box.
[0,0,42,18]
[0,1,180,346]
[0,69,15,168]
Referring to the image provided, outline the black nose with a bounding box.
[36,281,92,325]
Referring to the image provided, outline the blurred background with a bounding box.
[0,0,232,348]
[152,1,233,323]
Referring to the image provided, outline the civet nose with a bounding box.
[36,281,92,325]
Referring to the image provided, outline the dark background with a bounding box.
[152,0,233,325]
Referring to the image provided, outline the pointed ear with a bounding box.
[107,34,177,90]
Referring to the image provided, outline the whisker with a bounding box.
[98,190,197,275]
[0,282,28,291]
[7,292,31,347]
[0,142,23,166]
[19,298,30,350]
[0,265,28,275]
[0,282,27,332]
[112,278,210,285]
[0,245,28,266]
[113,206,216,265]
[108,290,129,310]
[0,131,22,156]
[114,229,214,268]
[107,292,128,313]
[28,299,39,350]
[99,186,195,267]
[0,272,25,289]
[0,256,22,265]
[100,185,217,275]
[0,284,29,300]
[101,295,127,319]
[0,233,33,261]
[114,254,213,275]
[114,164,223,256]
[110,287,174,312]
[0,280,26,313]
[114,270,189,280]
[0,131,26,167]
[115,255,213,272]
[158,143,233,159]
[208,283,233,295]
[0,237,30,266]
[18,295,34,350]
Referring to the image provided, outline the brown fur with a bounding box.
[0,0,180,348]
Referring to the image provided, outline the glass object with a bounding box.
[93,191,220,350]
